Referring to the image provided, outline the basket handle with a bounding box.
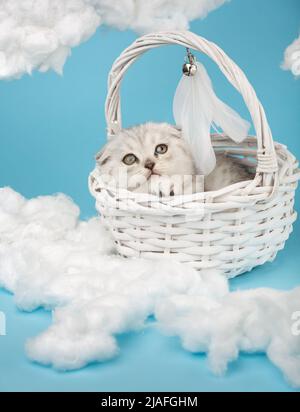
[105,31,278,184]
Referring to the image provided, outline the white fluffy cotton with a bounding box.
[0,0,101,79]
[0,187,299,388]
[282,35,300,78]
[0,0,229,80]
[92,0,229,34]
[156,288,300,388]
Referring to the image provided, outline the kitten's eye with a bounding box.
[155,144,168,155]
[122,153,137,165]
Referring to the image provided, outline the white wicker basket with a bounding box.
[89,31,300,278]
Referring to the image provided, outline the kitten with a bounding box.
[205,154,253,191]
[96,123,198,196]
[96,122,252,195]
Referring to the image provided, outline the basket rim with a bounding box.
[89,136,300,214]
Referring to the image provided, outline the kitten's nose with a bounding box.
[145,160,155,170]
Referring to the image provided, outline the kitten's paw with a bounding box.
[149,175,204,197]
[147,175,169,197]
[149,176,185,197]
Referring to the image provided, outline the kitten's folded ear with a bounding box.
[95,149,103,161]
[171,124,183,138]
[95,148,112,167]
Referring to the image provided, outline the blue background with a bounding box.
[0,0,300,392]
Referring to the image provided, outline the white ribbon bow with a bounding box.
[173,61,250,175]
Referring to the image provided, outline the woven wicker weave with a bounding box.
[89,31,300,278]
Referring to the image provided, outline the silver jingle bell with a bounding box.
[182,62,197,77]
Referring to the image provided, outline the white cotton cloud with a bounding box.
[26,264,227,370]
[282,35,300,78]
[0,0,229,80]
[91,0,230,34]
[0,187,299,388]
[156,288,300,388]
[0,0,101,79]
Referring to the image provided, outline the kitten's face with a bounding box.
[96,123,196,191]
